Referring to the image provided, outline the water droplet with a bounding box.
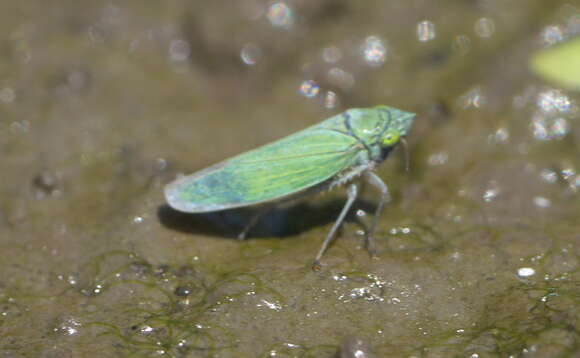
[482,182,499,202]
[417,20,436,42]
[240,43,262,65]
[328,67,355,90]
[257,299,282,311]
[267,2,294,29]
[53,317,82,336]
[533,196,551,208]
[492,128,510,142]
[541,25,564,45]
[532,118,549,141]
[532,114,570,141]
[540,169,558,183]
[10,120,30,134]
[322,46,342,63]
[561,168,576,180]
[550,117,569,138]
[323,90,339,108]
[536,89,572,113]
[571,175,580,191]
[339,336,374,358]
[0,87,16,103]
[517,267,536,277]
[168,39,191,62]
[362,36,387,67]
[138,325,154,335]
[174,285,193,297]
[474,18,495,38]
[156,158,168,170]
[428,152,448,166]
[452,35,471,54]
[299,80,320,98]
[460,87,487,108]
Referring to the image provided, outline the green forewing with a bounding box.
[165,126,362,212]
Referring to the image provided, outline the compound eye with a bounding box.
[381,130,400,146]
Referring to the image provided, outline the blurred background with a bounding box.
[1,1,580,357]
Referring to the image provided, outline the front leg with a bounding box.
[312,183,358,270]
[364,171,391,256]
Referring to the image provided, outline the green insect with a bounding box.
[165,105,415,268]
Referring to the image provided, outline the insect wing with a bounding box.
[165,128,361,213]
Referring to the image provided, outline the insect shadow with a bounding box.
[157,198,377,240]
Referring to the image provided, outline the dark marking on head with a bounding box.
[378,108,394,137]
[343,111,373,155]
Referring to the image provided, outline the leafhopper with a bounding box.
[165,105,415,268]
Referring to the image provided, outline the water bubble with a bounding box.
[532,115,570,140]
[339,337,375,358]
[428,152,448,166]
[417,20,436,42]
[452,35,471,54]
[240,43,262,65]
[138,324,154,335]
[174,285,193,297]
[168,39,191,62]
[257,299,282,311]
[551,117,569,138]
[328,67,355,90]
[482,182,500,202]
[540,168,558,183]
[541,25,564,45]
[474,18,495,38]
[323,91,339,109]
[536,89,572,113]
[299,80,320,98]
[517,267,536,277]
[561,168,576,180]
[356,209,367,217]
[0,87,15,103]
[570,175,580,190]
[53,317,82,336]
[460,87,487,108]
[533,196,551,208]
[491,127,510,143]
[362,36,387,67]
[322,46,342,64]
[156,158,167,170]
[267,2,294,29]
[532,118,549,141]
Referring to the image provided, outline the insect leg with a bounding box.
[238,207,269,240]
[313,183,358,269]
[364,171,391,256]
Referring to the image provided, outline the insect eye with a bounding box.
[381,131,400,146]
